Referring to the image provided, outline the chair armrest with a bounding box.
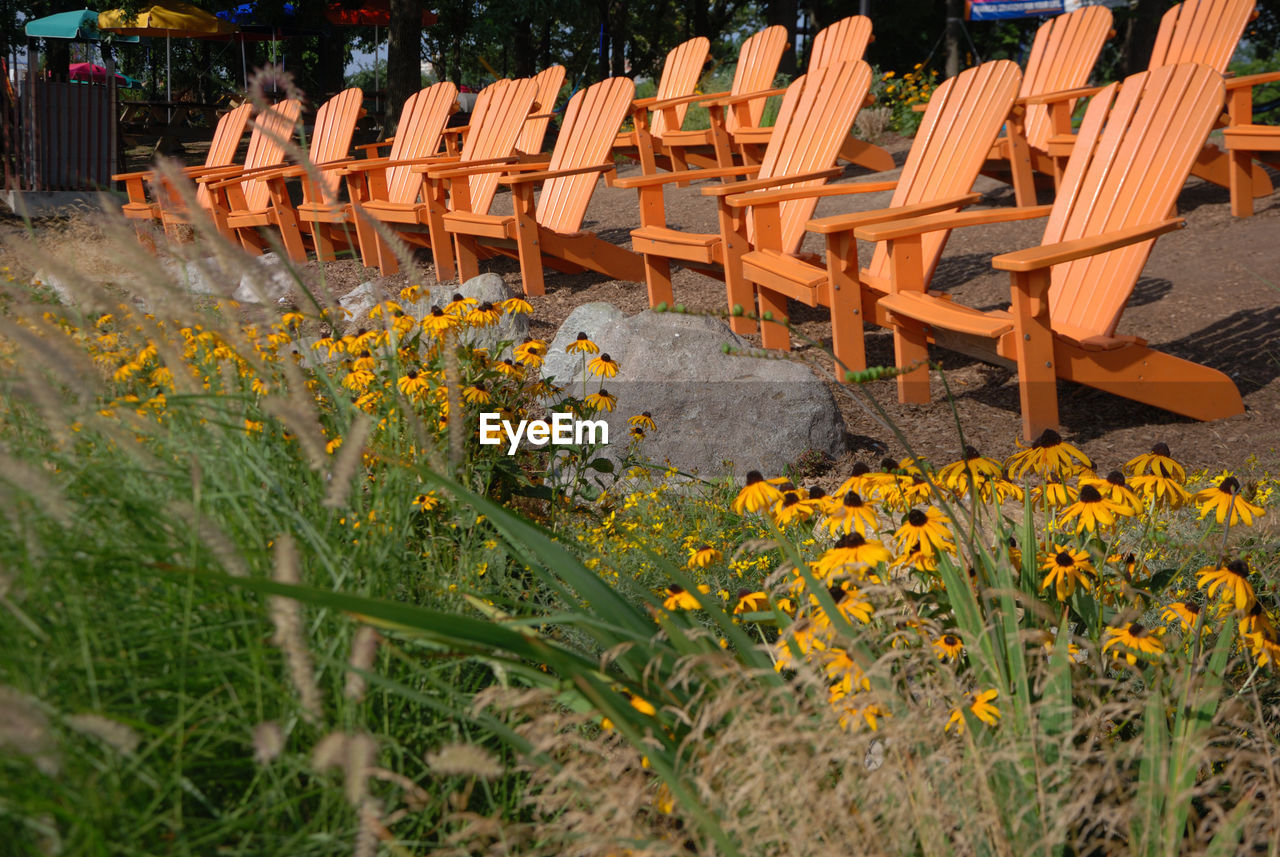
[855,204,1052,242]
[1224,70,1280,90]
[700,167,843,197]
[525,111,556,120]
[423,156,524,179]
[646,90,731,111]
[357,139,394,155]
[811,192,983,235]
[501,162,615,185]
[702,86,788,107]
[205,158,355,189]
[992,218,1183,272]
[725,179,899,209]
[1022,85,1106,106]
[631,95,660,109]
[612,164,758,188]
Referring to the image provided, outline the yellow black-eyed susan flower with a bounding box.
[1040,546,1095,600]
[397,369,428,399]
[1161,601,1202,632]
[732,471,783,515]
[1102,622,1164,666]
[585,388,617,412]
[444,293,477,315]
[946,689,1000,734]
[1005,536,1023,569]
[662,583,709,610]
[1125,442,1186,483]
[1033,479,1078,508]
[688,544,722,568]
[413,491,440,512]
[494,358,522,377]
[937,445,1005,494]
[813,532,892,579]
[565,331,599,354]
[588,353,620,378]
[814,582,875,627]
[822,491,878,537]
[399,284,424,302]
[628,411,656,431]
[501,296,533,315]
[1058,484,1130,533]
[421,306,457,335]
[462,383,491,405]
[1193,476,1265,527]
[1085,470,1144,515]
[1197,559,1255,610]
[466,301,502,328]
[834,461,875,498]
[772,490,818,526]
[733,589,769,614]
[513,337,547,367]
[933,633,964,661]
[1006,429,1091,480]
[894,507,954,556]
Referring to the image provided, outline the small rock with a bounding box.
[31,270,76,305]
[421,273,529,355]
[233,252,296,304]
[339,278,393,325]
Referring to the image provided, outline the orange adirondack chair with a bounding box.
[616,61,875,331]
[730,16,893,173]
[355,78,539,277]
[288,82,459,265]
[115,102,252,237]
[202,88,364,261]
[1038,0,1272,211]
[612,36,711,174]
[438,77,642,296]
[517,64,566,155]
[980,5,1113,205]
[732,61,1022,368]
[866,63,1243,441]
[160,99,302,237]
[657,25,790,173]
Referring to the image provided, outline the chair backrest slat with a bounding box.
[1148,0,1253,71]
[749,61,872,252]
[1046,63,1223,338]
[516,65,566,154]
[1021,6,1112,151]
[386,81,458,204]
[240,98,302,212]
[727,25,788,133]
[651,37,710,137]
[536,77,635,234]
[305,87,365,204]
[461,78,538,214]
[195,102,252,209]
[864,60,1022,282]
[807,16,872,70]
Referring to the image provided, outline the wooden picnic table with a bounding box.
[119,100,226,153]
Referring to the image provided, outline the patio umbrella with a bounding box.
[325,2,437,108]
[24,9,139,43]
[215,2,300,88]
[69,62,143,88]
[99,1,237,104]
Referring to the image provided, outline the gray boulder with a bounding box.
[233,252,295,304]
[339,278,394,326]
[539,306,846,476]
[417,273,529,355]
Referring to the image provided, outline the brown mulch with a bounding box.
[6,136,1280,477]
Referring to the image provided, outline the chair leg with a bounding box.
[643,255,674,307]
[512,187,545,296]
[1228,147,1255,218]
[1010,270,1059,442]
[1006,124,1038,207]
[758,288,790,350]
[455,235,481,283]
[893,320,931,404]
[826,232,867,376]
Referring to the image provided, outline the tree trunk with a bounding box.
[512,17,537,77]
[944,0,964,78]
[610,0,628,76]
[385,0,422,131]
[318,30,347,99]
[1121,0,1164,76]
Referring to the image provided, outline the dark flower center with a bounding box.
[843,491,864,508]
[430,307,444,317]
[808,487,827,500]
[642,411,652,418]
[1218,476,1240,495]
[406,370,418,379]
[1226,559,1249,576]
[597,389,610,397]
[1033,429,1063,448]
[1008,536,1018,548]
[963,445,981,460]
[667,585,684,595]
[1247,601,1263,618]
[1130,623,1147,637]
[1151,442,1171,457]
[880,457,899,472]
[698,545,713,554]
[851,462,871,477]
[600,353,612,362]
[781,492,801,507]
[1106,471,1126,487]
[907,509,927,527]
[737,589,752,601]
[943,634,959,646]
[1079,485,1103,503]
[779,481,798,492]
[745,471,764,485]
[452,293,464,302]
[1055,551,1075,567]
[575,331,589,341]
[1185,603,1201,615]
[836,533,867,549]
[827,585,848,604]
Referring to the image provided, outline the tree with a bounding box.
[385,0,423,129]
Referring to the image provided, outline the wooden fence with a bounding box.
[2,66,117,193]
